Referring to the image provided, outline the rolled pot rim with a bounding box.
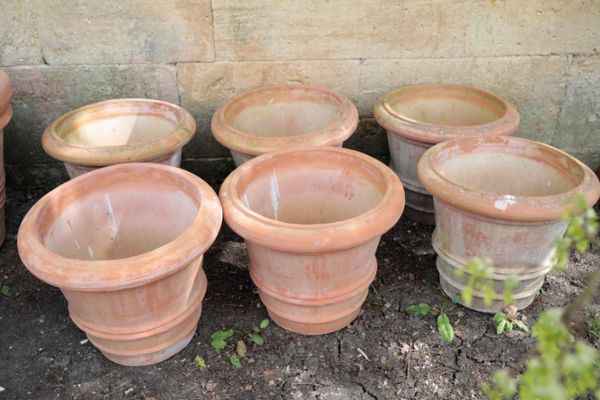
[417,136,600,222]
[42,98,196,167]
[17,163,222,291]
[373,83,519,144]
[0,69,13,130]
[211,85,359,156]
[219,146,405,253]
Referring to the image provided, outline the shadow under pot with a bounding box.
[374,84,519,225]
[0,69,12,247]
[211,85,358,166]
[219,147,405,335]
[42,99,196,178]
[418,136,600,313]
[17,163,222,366]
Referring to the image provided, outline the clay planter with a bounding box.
[0,70,12,246]
[374,84,519,225]
[418,136,600,312]
[220,147,404,334]
[42,99,196,178]
[211,85,358,166]
[17,163,222,366]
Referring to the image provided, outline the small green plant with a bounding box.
[469,195,600,399]
[210,329,234,353]
[493,305,529,335]
[193,355,207,370]
[587,316,600,345]
[230,354,242,368]
[249,318,269,346]
[405,302,454,343]
[0,283,10,297]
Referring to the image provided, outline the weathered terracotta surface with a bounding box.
[374,84,519,224]
[418,136,600,312]
[212,85,358,166]
[42,99,196,178]
[17,163,222,365]
[220,147,404,334]
[0,70,13,247]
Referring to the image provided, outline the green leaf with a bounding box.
[505,321,513,332]
[437,313,454,343]
[236,340,247,358]
[514,320,529,333]
[493,312,507,324]
[193,355,207,370]
[211,329,234,341]
[250,333,264,346]
[483,369,517,400]
[252,326,261,334]
[0,284,10,297]
[497,319,507,335]
[230,355,242,369]
[461,285,473,306]
[405,303,431,317]
[259,319,270,330]
[502,276,518,306]
[210,339,227,352]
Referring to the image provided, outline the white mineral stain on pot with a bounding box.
[494,194,517,211]
[104,193,118,239]
[270,172,280,221]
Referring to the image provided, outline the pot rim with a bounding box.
[0,69,13,130]
[373,83,519,144]
[417,136,600,221]
[42,98,196,167]
[17,163,222,291]
[211,85,359,156]
[219,147,405,253]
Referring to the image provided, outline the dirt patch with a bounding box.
[1,185,598,399]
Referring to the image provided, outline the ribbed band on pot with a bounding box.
[41,99,196,167]
[219,147,405,253]
[211,85,358,157]
[0,70,13,130]
[418,136,600,222]
[373,83,519,144]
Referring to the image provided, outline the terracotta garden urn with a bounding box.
[0,69,12,246]
[418,136,600,312]
[374,84,519,225]
[211,85,358,166]
[42,99,196,178]
[220,147,404,334]
[17,163,222,366]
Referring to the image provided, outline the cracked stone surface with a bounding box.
[0,182,599,399]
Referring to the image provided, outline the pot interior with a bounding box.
[225,88,343,137]
[236,153,386,224]
[387,85,507,127]
[56,101,180,147]
[41,172,200,261]
[435,141,584,196]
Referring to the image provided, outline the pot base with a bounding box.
[94,326,196,367]
[263,290,367,335]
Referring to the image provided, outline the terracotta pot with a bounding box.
[0,70,12,247]
[211,85,358,166]
[418,136,600,312]
[17,163,222,365]
[374,84,519,225]
[42,99,196,178]
[220,147,404,334]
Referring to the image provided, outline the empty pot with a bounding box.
[374,84,519,224]
[418,136,600,312]
[211,85,358,166]
[42,99,196,178]
[220,147,404,335]
[0,70,12,246]
[17,163,222,365]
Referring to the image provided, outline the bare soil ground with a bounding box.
[1,184,599,400]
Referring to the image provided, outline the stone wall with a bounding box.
[2,0,599,186]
